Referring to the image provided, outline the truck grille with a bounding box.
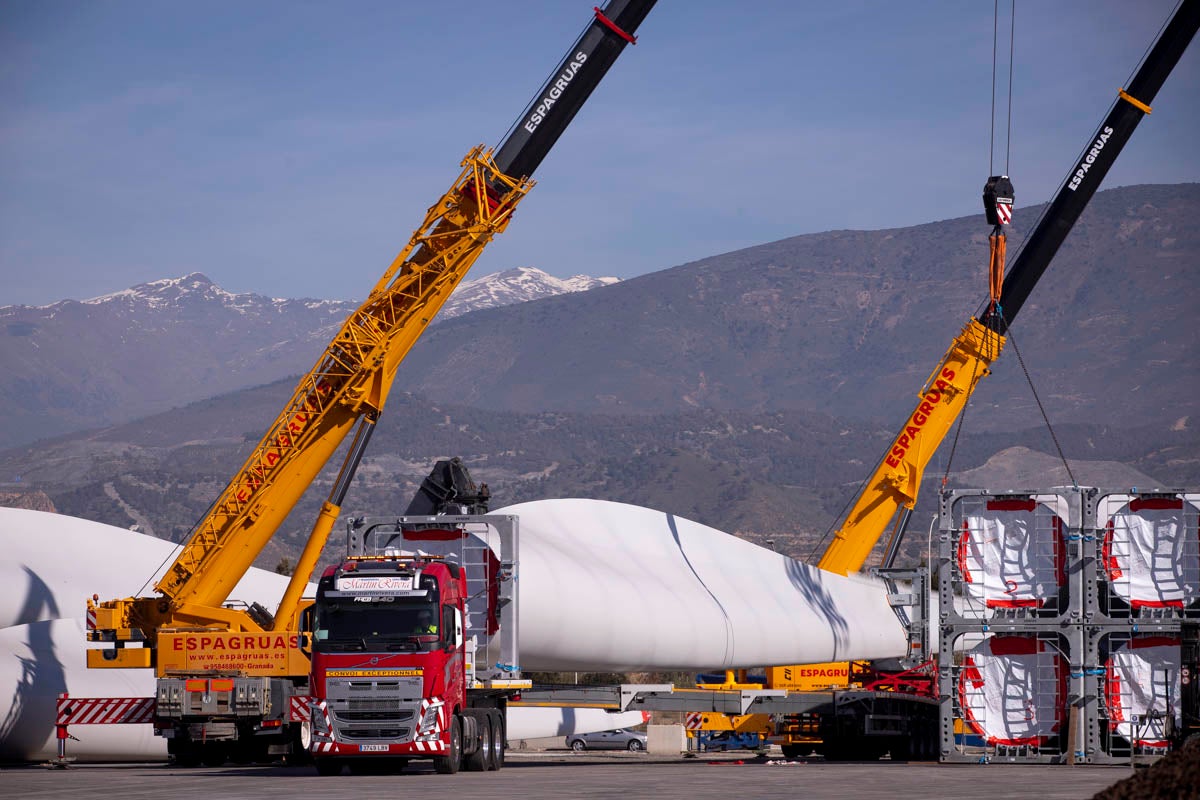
[335,709,416,722]
[341,727,411,740]
[325,677,423,744]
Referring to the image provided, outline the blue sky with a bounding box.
[2,0,1197,306]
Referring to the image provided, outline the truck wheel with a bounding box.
[434,715,462,774]
[200,742,228,767]
[286,721,313,766]
[171,740,203,768]
[571,739,587,751]
[230,736,267,765]
[465,712,491,772]
[314,758,343,776]
[487,711,504,771]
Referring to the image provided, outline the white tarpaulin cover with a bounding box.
[1105,636,1181,748]
[495,498,908,671]
[1099,495,1200,609]
[0,508,647,761]
[959,635,1066,747]
[959,498,1065,609]
[0,507,305,761]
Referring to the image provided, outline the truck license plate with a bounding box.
[359,744,388,752]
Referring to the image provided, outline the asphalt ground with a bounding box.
[1,750,1134,800]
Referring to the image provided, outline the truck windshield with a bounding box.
[313,597,440,652]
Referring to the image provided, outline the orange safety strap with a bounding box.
[988,230,1006,306]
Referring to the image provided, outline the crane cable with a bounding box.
[989,0,1016,179]
[944,0,1017,489]
[997,308,1080,489]
[986,0,1016,316]
[945,0,1077,491]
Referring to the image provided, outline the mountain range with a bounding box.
[6,184,1195,453]
[0,266,617,448]
[1,183,1196,568]
[392,183,1199,432]
[1,377,1191,572]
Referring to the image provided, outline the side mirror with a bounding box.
[299,606,314,657]
[442,605,456,651]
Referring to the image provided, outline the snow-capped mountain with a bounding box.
[75,273,350,315]
[0,268,620,449]
[439,267,619,321]
[0,274,360,449]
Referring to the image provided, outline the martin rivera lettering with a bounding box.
[1067,126,1114,191]
[522,52,588,134]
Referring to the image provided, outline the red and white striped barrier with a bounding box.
[52,693,157,766]
[56,693,156,726]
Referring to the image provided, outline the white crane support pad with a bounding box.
[1098,495,1200,609]
[1104,636,1181,749]
[958,635,1066,747]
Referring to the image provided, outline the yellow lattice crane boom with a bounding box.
[87,0,658,672]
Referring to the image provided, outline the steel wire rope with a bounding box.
[1124,1,1179,92]
[938,333,987,492]
[806,449,885,565]
[989,1,1017,176]
[975,1,1178,327]
[491,12,598,161]
[1006,1,1015,175]
[943,0,1016,487]
[989,0,999,174]
[995,307,1078,488]
[811,1,1019,567]
[134,471,233,597]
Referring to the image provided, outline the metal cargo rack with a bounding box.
[936,487,1198,765]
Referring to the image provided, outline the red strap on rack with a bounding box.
[594,7,637,44]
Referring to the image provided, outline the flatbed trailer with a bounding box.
[514,684,940,759]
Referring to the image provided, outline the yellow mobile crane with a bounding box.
[699,0,1200,758]
[819,0,1197,576]
[84,0,657,766]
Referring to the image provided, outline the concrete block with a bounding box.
[646,724,685,755]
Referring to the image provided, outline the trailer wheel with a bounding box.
[487,711,504,771]
[465,711,491,771]
[170,740,203,768]
[200,742,228,767]
[434,715,462,774]
[229,732,268,765]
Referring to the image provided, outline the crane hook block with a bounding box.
[983,175,1014,226]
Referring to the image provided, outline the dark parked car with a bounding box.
[565,728,647,751]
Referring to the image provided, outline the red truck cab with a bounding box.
[308,516,520,775]
[309,556,473,773]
